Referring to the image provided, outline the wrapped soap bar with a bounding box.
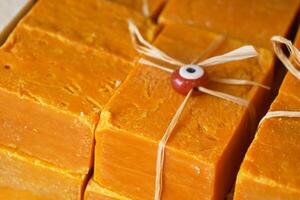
[159,0,300,50]
[21,0,156,62]
[94,24,273,200]
[234,32,300,199]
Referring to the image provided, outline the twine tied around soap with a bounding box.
[128,20,270,200]
[259,36,300,126]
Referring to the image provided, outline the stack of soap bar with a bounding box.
[159,0,300,50]
[20,0,156,62]
[234,30,300,199]
[0,0,156,199]
[108,0,166,18]
[94,24,274,200]
[0,0,34,44]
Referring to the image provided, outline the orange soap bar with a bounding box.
[84,178,131,200]
[0,24,132,173]
[95,25,274,200]
[21,0,156,62]
[234,83,300,198]
[0,145,86,200]
[234,31,300,199]
[159,0,300,50]
[0,27,131,198]
[107,0,166,17]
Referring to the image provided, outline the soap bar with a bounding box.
[0,146,86,200]
[0,0,34,44]
[0,23,132,174]
[21,0,156,62]
[94,24,273,200]
[159,0,300,50]
[234,36,300,199]
[107,0,166,17]
[234,92,300,199]
[84,178,131,200]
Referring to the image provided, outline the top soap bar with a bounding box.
[21,0,156,62]
[159,0,300,50]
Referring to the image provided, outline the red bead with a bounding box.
[171,65,208,95]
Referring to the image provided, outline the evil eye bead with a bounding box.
[179,65,205,80]
[171,64,208,95]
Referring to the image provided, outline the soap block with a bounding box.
[107,0,166,18]
[0,20,133,173]
[159,0,300,50]
[21,0,156,62]
[0,0,34,44]
[94,24,273,200]
[0,145,86,200]
[234,36,300,199]
[234,92,300,199]
[84,178,131,200]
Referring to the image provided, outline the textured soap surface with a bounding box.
[84,178,131,200]
[0,24,132,173]
[94,24,274,200]
[159,0,300,50]
[0,145,86,200]
[0,0,34,43]
[0,0,156,198]
[234,30,300,199]
[21,0,156,62]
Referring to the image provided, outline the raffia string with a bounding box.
[128,20,269,200]
[142,0,150,17]
[197,45,258,67]
[154,89,193,200]
[259,111,300,126]
[271,36,300,80]
[259,36,300,125]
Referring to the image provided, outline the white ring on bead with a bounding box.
[179,65,205,80]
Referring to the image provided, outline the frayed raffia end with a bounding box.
[259,111,300,126]
[128,20,185,66]
[198,45,258,67]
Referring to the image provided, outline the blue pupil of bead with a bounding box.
[186,68,196,73]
